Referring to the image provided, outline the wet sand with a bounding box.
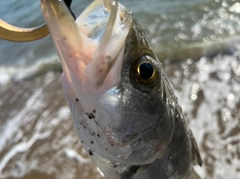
[0,72,104,179]
[0,48,240,179]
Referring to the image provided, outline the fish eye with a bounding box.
[130,55,159,92]
[137,62,155,80]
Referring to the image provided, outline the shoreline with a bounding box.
[0,48,240,178]
[0,72,103,179]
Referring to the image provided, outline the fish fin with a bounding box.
[190,131,202,166]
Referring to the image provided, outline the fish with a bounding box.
[41,0,202,178]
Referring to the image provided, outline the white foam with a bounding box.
[0,88,44,177]
[0,70,11,85]
[0,131,51,175]
[172,45,240,179]
[0,88,43,152]
[0,72,60,177]
[0,54,60,86]
[64,148,89,164]
[229,2,240,13]
[57,106,71,119]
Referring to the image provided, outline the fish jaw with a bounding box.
[40,0,137,164]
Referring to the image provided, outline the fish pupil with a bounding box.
[139,62,154,80]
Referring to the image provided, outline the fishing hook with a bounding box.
[0,0,74,42]
[0,20,49,42]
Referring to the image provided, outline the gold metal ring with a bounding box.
[0,19,49,42]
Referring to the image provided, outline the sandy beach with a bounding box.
[0,47,240,178]
[0,71,104,179]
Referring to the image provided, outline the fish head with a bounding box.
[41,0,174,166]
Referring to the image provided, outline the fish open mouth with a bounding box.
[41,0,132,93]
[41,0,135,164]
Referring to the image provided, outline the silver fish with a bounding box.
[41,0,202,178]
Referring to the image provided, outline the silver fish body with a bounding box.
[41,0,202,178]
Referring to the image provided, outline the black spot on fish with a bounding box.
[93,109,96,113]
[81,141,83,143]
[90,141,94,144]
[91,132,95,136]
[89,150,93,155]
[111,144,114,147]
[105,148,108,151]
[86,112,95,119]
[76,98,79,101]
[113,165,117,168]
[97,134,100,138]
[106,56,111,60]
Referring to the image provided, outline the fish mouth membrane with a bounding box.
[77,0,132,46]
[41,0,133,90]
[77,0,133,88]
